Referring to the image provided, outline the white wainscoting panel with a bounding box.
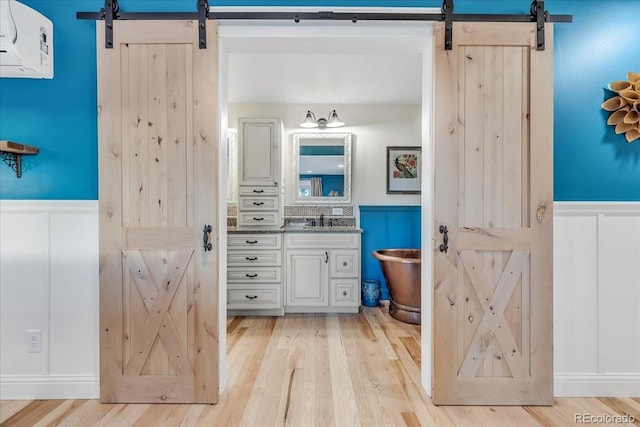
[1,200,639,399]
[0,201,99,399]
[554,202,640,397]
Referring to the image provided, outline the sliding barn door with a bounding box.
[97,20,219,403]
[433,22,553,405]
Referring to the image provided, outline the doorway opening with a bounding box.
[216,7,437,394]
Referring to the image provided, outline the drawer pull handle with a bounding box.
[325,251,329,264]
[253,217,265,221]
[246,240,258,244]
[245,273,258,278]
[253,189,264,193]
[246,256,258,261]
[252,202,264,206]
[245,295,258,300]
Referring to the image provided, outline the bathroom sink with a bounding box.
[286,222,310,228]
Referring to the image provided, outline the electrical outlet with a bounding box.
[332,207,344,216]
[27,329,41,353]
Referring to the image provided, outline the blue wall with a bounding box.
[0,0,638,200]
[360,206,421,299]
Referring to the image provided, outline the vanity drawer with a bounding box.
[238,186,279,196]
[238,212,279,226]
[331,250,360,277]
[239,196,279,211]
[228,250,282,267]
[228,285,281,309]
[228,267,282,283]
[331,279,359,306]
[285,233,360,249]
[228,234,282,249]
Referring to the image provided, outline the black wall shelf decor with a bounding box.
[0,141,39,178]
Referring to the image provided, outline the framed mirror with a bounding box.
[293,133,352,204]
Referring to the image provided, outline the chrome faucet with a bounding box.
[319,214,325,227]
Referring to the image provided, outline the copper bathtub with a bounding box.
[372,249,421,325]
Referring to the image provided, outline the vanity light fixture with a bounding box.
[300,110,345,129]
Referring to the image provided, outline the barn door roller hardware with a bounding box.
[197,0,209,49]
[441,0,559,50]
[77,0,571,51]
[91,0,209,48]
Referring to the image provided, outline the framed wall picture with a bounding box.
[386,146,421,194]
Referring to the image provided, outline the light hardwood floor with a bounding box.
[1,304,638,426]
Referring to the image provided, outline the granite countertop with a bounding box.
[281,225,363,233]
[227,226,362,234]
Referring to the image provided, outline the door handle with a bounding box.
[202,224,212,252]
[439,225,449,253]
[325,251,329,263]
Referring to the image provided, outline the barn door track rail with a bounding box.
[77,0,572,51]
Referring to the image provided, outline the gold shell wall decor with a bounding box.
[602,71,640,143]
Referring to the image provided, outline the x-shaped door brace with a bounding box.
[458,249,530,378]
[122,248,194,376]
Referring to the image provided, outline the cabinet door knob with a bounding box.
[342,290,348,296]
[342,261,348,267]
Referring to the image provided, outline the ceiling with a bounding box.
[223,21,428,105]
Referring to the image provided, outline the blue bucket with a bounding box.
[362,280,380,307]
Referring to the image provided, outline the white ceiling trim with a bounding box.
[216,6,438,52]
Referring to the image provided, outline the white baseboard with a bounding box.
[0,375,99,400]
[555,373,640,397]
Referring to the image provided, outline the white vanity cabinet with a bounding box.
[286,249,330,306]
[237,118,283,227]
[238,118,281,186]
[227,233,284,315]
[285,233,361,313]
